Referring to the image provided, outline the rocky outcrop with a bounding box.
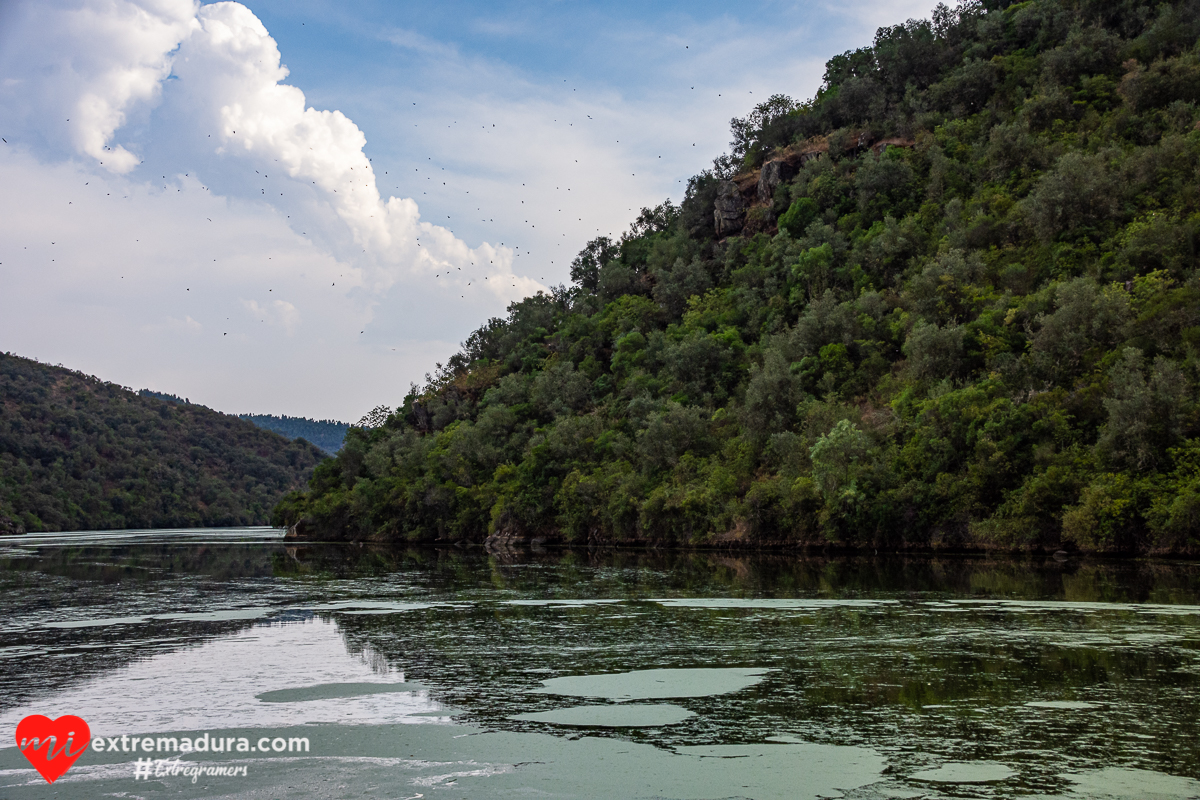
[0,515,24,536]
[714,180,747,238]
[485,531,525,548]
[872,137,917,155]
[757,159,797,204]
[484,531,527,563]
[784,134,828,166]
[410,401,434,433]
[757,161,781,204]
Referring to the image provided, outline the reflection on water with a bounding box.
[0,530,1198,798]
[0,618,446,734]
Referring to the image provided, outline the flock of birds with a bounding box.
[1,48,763,345]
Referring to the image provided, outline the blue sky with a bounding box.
[0,0,934,421]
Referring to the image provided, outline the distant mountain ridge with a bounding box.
[0,353,327,534]
[134,391,349,453]
[238,414,349,454]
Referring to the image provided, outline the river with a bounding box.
[1,528,1198,799]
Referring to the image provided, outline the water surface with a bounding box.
[1,528,1198,798]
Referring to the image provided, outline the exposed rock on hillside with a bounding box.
[714,180,747,237]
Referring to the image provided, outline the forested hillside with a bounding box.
[0,354,326,533]
[238,414,349,454]
[133,395,347,455]
[277,0,1200,554]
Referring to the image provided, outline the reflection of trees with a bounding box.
[0,543,285,712]
[5,543,1199,781]
[277,544,1200,605]
[6,541,279,584]
[300,547,1200,778]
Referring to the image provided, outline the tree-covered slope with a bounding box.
[0,353,327,533]
[238,414,349,454]
[134,394,350,454]
[277,0,1200,554]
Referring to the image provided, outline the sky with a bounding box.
[0,0,935,423]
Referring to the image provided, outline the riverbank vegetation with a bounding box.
[277,0,1200,554]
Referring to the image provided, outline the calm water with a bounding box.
[1,528,1199,799]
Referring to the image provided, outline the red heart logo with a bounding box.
[15,715,91,784]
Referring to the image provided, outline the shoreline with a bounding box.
[282,523,1200,560]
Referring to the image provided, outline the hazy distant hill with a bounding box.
[239,414,349,454]
[0,353,327,534]
[135,391,349,453]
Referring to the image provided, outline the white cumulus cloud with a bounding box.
[0,0,539,303]
[0,0,198,173]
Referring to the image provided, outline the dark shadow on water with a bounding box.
[274,542,1200,606]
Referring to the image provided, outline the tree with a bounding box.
[728,94,797,162]
[809,419,873,506]
[356,405,393,429]
[1096,348,1187,471]
[778,197,819,238]
[570,237,619,293]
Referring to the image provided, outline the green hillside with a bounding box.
[131,394,349,454]
[0,353,327,533]
[277,0,1200,555]
[238,414,349,455]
